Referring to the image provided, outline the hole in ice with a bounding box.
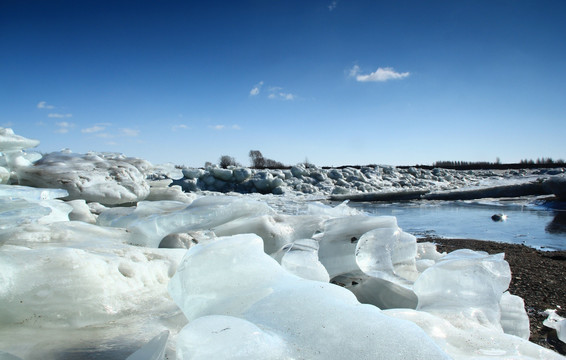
[350,236,358,243]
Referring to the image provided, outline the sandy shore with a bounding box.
[418,237,566,355]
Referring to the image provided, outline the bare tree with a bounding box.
[219,155,239,169]
[249,150,265,169]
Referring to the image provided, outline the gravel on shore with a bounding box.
[418,237,566,355]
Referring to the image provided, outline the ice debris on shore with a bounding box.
[543,310,566,343]
[0,126,564,359]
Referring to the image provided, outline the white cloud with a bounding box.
[267,86,296,101]
[210,125,225,130]
[82,125,105,134]
[54,121,74,134]
[121,128,140,137]
[95,133,114,139]
[250,81,264,96]
[328,0,338,11]
[172,124,189,131]
[349,65,410,82]
[282,92,295,100]
[37,101,55,109]
[48,113,73,118]
[231,124,241,130]
[269,92,296,100]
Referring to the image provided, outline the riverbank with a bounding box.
[418,237,566,355]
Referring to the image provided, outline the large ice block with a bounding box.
[16,151,151,205]
[168,234,451,359]
[414,249,511,331]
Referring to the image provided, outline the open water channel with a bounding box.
[348,199,566,251]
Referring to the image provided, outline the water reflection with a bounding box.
[546,211,566,234]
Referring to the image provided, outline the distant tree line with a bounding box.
[203,154,564,170]
[401,157,565,171]
[519,157,565,165]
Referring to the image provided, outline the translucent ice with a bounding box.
[0,186,72,232]
[176,315,289,360]
[271,238,329,282]
[386,308,563,360]
[66,199,97,224]
[0,243,183,327]
[0,128,39,153]
[414,249,511,331]
[355,227,418,283]
[213,214,323,254]
[168,234,450,359]
[0,184,68,201]
[108,196,276,247]
[543,309,566,343]
[314,215,398,278]
[499,291,530,339]
[126,330,169,360]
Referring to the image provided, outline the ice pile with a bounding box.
[171,163,566,199]
[0,127,197,206]
[0,127,564,359]
[3,126,565,202]
[0,187,563,358]
[0,127,41,184]
[172,164,492,196]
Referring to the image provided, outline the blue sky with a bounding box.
[1,0,565,167]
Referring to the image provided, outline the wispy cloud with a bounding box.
[328,0,338,11]
[349,65,410,82]
[37,101,55,109]
[268,91,296,100]
[54,121,74,134]
[121,128,140,137]
[250,81,264,96]
[209,124,241,131]
[81,125,105,134]
[48,113,73,118]
[95,133,114,139]
[267,86,297,100]
[172,124,190,131]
